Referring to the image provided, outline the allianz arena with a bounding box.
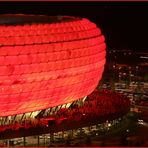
[0,15,130,140]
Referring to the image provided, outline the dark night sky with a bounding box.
[0,2,148,52]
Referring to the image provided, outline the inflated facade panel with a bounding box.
[0,15,106,116]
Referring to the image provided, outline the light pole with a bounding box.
[136,66,138,82]
[129,70,132,85]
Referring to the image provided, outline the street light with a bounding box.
[136,66,139,82]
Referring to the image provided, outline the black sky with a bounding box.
[0,2,148,52]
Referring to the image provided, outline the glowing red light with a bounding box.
[0,15,106,116]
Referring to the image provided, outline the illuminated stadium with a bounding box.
[0,15,130,141]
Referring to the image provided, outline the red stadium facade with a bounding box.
[0,15,106,117]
